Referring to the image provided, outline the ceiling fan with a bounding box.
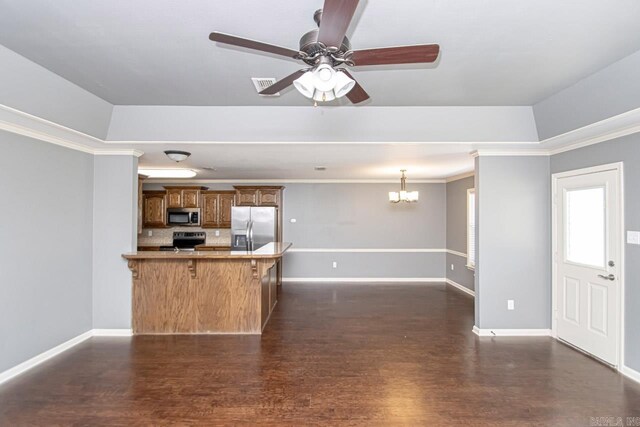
[209,0,440,104]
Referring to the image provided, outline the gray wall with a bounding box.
[0,131,94,373]
[534,49,640,140]
[475,156,551,329]
[92,155,138,329]
[281,183,446,280]
[144,182,448,280]
[446,176,475,291]
[551,135,640,372]
[0,45,113,139]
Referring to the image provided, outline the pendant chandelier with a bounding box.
[389,170,419,203]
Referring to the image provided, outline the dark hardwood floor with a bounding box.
[1,283,639,425]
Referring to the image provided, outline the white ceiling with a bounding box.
[1,0,640,106]
[134,142,517,180]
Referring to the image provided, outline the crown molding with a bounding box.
[541,106,640,155]
[470,149,550,158]
[445,171,475,182]
[0,104,143,157]
[94,149,144,157]
[144,178,448,184]
[2,102,640,162]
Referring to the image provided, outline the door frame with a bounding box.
[551,162,625,368]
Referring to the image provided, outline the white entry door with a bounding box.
[555,168,621,366]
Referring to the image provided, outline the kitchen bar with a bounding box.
[122,242,291,335]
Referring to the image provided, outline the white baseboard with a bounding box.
[282,277,446,283]
[445,279,475,297]
[472,326,552,337]
[0,330,93,386]
[0,329,133,386]
[92,329,133,336]
[620,365,640,384]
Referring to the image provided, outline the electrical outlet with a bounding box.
[451,264,455,271]
[332,261,338,269]
[290,218,297,223]
[147,230,153,237]
[507,300,515,310]
[215,230,220,237]
[627,231,640,245]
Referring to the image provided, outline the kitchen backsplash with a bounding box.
[138,228,231,246]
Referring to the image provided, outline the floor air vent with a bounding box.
[251,78,279,96]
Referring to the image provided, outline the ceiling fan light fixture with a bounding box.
[293,71,315,98]
[333,71,356,98]
[312,89,336,102]
[312,63,337,92]
[164,150,191,162]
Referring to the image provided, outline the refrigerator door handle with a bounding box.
[245,220,251,251]
[249,220,254,251]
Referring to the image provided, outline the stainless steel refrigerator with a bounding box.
[231,206,277,251]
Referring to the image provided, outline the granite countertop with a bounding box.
[123,242,292,260]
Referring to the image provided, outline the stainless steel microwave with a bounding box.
[167,208,200,226]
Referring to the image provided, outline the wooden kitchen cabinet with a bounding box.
[137,174,147,234]
[201,191,235,228]
[235,188,258,206]
[234,186,283,207]
[183,190,200,208]
[164,186,208,208]
[258,188,280,206]
[142,191,166,228]
[166,188,183,208]
[218,192,235,228]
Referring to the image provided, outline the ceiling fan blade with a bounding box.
[317,0,359,48]
[259,70,306,95]
[209,32,300,59]
[340,70,369,104]
[352,44,440,66]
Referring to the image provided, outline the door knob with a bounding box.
[597,274,615,281]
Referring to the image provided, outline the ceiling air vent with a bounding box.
[251,78,280,96]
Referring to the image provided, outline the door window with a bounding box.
[564,186,606,268]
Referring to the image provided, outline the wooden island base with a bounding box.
[123,243,290,334]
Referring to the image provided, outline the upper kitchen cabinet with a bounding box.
[218,192,236,228]
[234,186,283,207]
[142,191,166,228]
[201,191,236,228]
[235,187,258,206]
[164,186,208,208]
[137,174,147,234]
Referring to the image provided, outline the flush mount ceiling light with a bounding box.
[138,169,197,179]
[389,170,419,203]
[164,150,191,162]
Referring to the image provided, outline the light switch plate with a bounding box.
[507,300,515,310]
[627,231,640,245]
[451,264,454,271]
[332,261,338,269]
[147,230,152,237]
[215,230,220,237]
